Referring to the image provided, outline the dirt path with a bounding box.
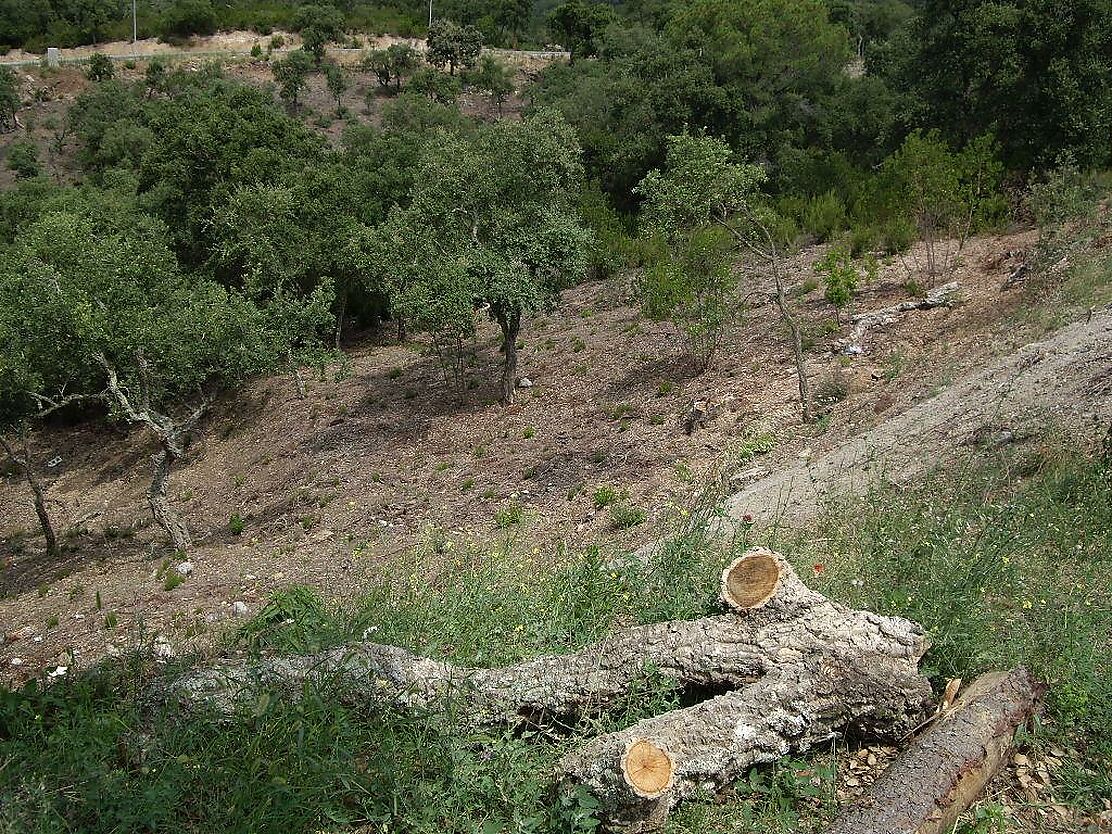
[723,308,1112,532]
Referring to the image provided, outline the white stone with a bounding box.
[517,377,533,388]
[176,560,194,577]
[232,601,250,617]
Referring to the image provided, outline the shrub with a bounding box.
[6,141,40,179]
[639,225,737,373]
[495,502,523,528]
[813,246,858,321]
[814,367,850,407]
[593,485,624,509]
[159,0,217,41]
[86,53,114,81]
[228,513,245,535]
[609,501,646,529]
[801,190,847,241]
[846,225,878,257]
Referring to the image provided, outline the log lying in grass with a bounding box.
[164,550,933,828]
[824,668,1044,834]
[561,654,933,831]
[168,551,928,726]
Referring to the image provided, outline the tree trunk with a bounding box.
[335,287,347,351]
[149,445,191,552]
[165,550,932,833]
[774,275,812,423]
[396,315,407,343]
[288,350,307,399]
[498,310,521,406]
[824,668,1044,834]
[0,431,58,555]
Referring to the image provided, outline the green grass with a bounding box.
[774,441,1112,811]
[1,441,1109,832]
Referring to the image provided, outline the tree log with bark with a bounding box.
[825,668,1043,834]
[166,550,933,829]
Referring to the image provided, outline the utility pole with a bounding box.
[132,0,137,47]
[428,0,433,28]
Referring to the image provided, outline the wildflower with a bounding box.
[812,563,825,576]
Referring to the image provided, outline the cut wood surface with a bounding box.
[167,550,934,829]
[824,668,1044,834]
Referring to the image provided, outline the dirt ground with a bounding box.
[1,225,1070,679]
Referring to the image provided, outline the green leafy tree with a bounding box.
[386,42,420,88]
[86,52,115,81]
[370,111,592,404]
[879,130,1003,280]
[0,244,101,555]
[640,225,737,372]
[273,49,314,110]
[637,133,813,420]
[529,26,727,209]
[323,61,348,111]
[465,53,513,114]
[665,0,851,160]
[0,66,18,132]
[7,140,40,179]
[426,19,483,75]
[899,0,1112,170]
[129,75,323,266]
[5,207,330,551]
[159,0,217,41]
[363,44,420,91]
[494,0,531,47]
[71,0,124,45]
[548,0,615,62]
[294,3,345,63]
[363,48,394,88]
[407,67,463,105]
[366,213,480,389]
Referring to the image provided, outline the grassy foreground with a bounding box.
[1,439,1109,833]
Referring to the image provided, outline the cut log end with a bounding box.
[720,550,781,611]
[622,738,675,799]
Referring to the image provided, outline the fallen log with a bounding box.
[163,550,932,829]
[850,281,960,343]
[824,668,1044,834]
[561,652,932,831]
[167,551,928,728]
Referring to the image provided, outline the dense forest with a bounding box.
[1,0,1110,831]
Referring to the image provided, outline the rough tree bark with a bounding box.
[97,353,208,552]
[166,550,932,828]
[149,445,191,552]
[0,429,57,555]
[825,668,1044,834]
[496,307,521,406]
